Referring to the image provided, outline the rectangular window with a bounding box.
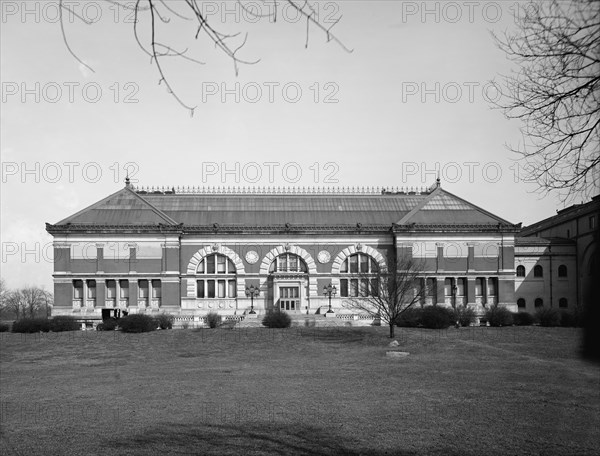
[475,278,484,296]
[488,278,497,296]
[427,278,436,296]
[197,280,205,298]
[106,280,116,299]
[217,255,226,273]
[370,278,379,297]
[360,255,369,273]
[207,280,215,298]
[228,280,236,298]
[350,255,358,273]
[119,280,129,298]
[152,280,161,298]
[87,280,96,299]
[289,255,298,271]
[138,280,148,298]
[360,279,369,297]
[340,279,348,297]
[456,278,465,296]
[218,280,226,298]
[73,280,83,299]
[444,278,453,296]
[350,279,359,297]
[207,256,215,274]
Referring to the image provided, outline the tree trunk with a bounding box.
[389,323,395,338]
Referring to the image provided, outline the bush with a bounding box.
[0,322,10,332]
[117,314,157,333]
[535,308,561,327]
[513,312,534,326]
[262,310,292,328]
[485,307,514,327]
[421,306,454,329]
[206,312,221,329]
[396,307,423,327]
[560,309,584,327]
[50,316,79,332]
[11,318,51,333]
[97,317,118,331]
[155,313,174,330]
[453,306,476,327]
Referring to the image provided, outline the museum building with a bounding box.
[46,179,521,322]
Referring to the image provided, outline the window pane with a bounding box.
[217,255,226,273]
[88,280,96,298]
[227,259,235,274]
[74,281,83,299]
[370,258,377,273]
[289,255,298,271]
[341,260,348,273]
[207,280,215,298]
[138,280,148,298]
[350,255,358,273]
[119,280,129,298]
[360,279,369,296]
[457,278,465,296]
[360,255,369,273]
[279,255,288,271]
[370,278,379,297]
[207,256,215,274]
[218,280,226,298]
[197,280,205,298]
[228,280,236,298]
[444,278,453,296]
[340,279,348,297]
[106,280,116,298]
[350,279,359,297]
[198,259,205,274]
[488,278,496,295]
[152,280,161,298]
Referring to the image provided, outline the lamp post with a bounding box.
[245,285,259,314]
[323,283,337,314]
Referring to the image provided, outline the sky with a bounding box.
[0,0,591,290]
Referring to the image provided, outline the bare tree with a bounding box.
[4,290,26,320]
[20,287,49,318]
[59,0,351,114]
[345,256,427,338]
[493,0,600,201]
[0,278,8,317]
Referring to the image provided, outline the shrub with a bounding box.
[262,310,292,328]
[513,312,534,326]
[453,306,476,327]
[11,318,51,333]
[421,306,454,329]
[117,314,157,333]
[0,322,10,332]
[97,317,118,331]
[485,307,514,327]
[396,307,423,327]
[535,308,561,327]
[155,313,174,330]
[206,312,221,329]
[50,316,79,332]
[560,309,584,327]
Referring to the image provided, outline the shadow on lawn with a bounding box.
[104,422,428,456]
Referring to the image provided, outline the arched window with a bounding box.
[339,253,379,297]
[559,298,568,308]
[517,298,526,308]
[197,254,237,298]
[516,265,525,277]
[268,253,308,273]
[558,265,567,277]
[533,265,543,278]
[534,298,543,308]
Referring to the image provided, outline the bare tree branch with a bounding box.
[493,0,600,202]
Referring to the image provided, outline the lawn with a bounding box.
[1,326,598,455]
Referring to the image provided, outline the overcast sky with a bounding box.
[0,1,587,290]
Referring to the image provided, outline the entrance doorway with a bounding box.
[279,286,300,311]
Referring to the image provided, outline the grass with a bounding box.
[0,326,598,455]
